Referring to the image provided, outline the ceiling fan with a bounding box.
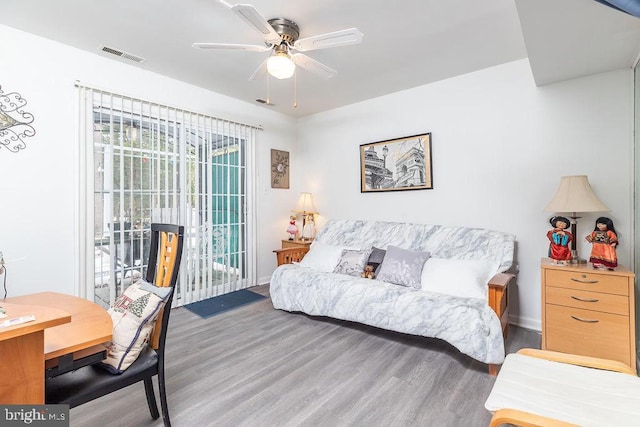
[192,2,364,81]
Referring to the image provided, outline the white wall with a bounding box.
[0,25,298,297]
[297,59,634,330]
[1,25,634,330]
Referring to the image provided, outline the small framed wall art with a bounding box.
[360,132,432,193]
[271,149,290,189]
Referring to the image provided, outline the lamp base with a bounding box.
[569,250,587,264]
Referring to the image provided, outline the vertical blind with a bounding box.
[76,83,258,308]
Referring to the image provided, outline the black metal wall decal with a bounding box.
[0,84,36,153]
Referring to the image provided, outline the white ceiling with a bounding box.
[1,0,639,118]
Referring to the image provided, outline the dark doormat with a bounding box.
[184,289,266,319]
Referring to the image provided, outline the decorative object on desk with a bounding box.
[0,314,36,328]
[301,213,316,240]
[0,84,36,153]
[286,215,298,240]
[544,175,610,264]
[546,216,573,264]
[0,251,6,299]
[292,192,318,234]
[270,149,289,188]
[360,132,432,193]
[585,216,618,270]
[184,289,266,319]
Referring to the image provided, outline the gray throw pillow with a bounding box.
[376,245,430,289]
[367,246,386,275]
[333,249,371,276]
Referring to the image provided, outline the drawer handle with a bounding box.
[571,295,599,303]
[571,315,599,323]
[570,277,599,284]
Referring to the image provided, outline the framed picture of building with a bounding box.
[360,133,432,193]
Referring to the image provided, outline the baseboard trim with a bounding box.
[258,276,271,286]
[508,314,541,332]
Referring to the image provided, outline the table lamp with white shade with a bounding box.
[292,192,318,240]
[544,175,610,264]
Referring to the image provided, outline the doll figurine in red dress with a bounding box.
[585,217,618,270]
[547,216,572,264]
[286,215,298,241]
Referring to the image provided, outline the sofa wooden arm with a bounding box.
[487,272,515,376]
[488,272,514,338]
[274,247,310,266]
[488,272,514,289]
[516,348,636,375]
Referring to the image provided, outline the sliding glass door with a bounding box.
[78,86,257,308]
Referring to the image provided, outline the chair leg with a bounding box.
[158,369,171,427]
[143,377,160,420]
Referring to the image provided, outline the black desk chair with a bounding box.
[46,223,184,427]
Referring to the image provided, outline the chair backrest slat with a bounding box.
[145,223,184,350]
[155,231,179,288]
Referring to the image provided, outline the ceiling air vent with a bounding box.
[99,45,145,63]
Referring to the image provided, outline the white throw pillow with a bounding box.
[420,258,500,300]
[299,241,346,272]
[100,280,172,374]
[333,249,371,276]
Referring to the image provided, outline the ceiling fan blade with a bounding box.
[293,28,363,52]
[292,53,337,79]
[231,4,282,45]
[249,58,268,81]
[192,42,271,52]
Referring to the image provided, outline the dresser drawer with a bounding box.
[545,304,631,366]
[546,286,629,315]
[544,269,629,295]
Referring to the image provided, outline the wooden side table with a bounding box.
[274,239,312,266]
[541,258,636,372]
[281,239,312,249]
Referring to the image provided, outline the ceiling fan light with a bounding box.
[267,52,295,79]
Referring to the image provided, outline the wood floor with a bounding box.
[70,285,541,427]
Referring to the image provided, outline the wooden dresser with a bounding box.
[541,258,636,372]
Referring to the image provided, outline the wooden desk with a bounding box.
[0,292,112,404]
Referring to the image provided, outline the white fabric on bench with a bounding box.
[485,353,640,426]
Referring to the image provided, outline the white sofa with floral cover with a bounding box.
[270,219,516,370]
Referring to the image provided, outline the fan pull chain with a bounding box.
[266,73,271,105]
[293,69,298,108]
